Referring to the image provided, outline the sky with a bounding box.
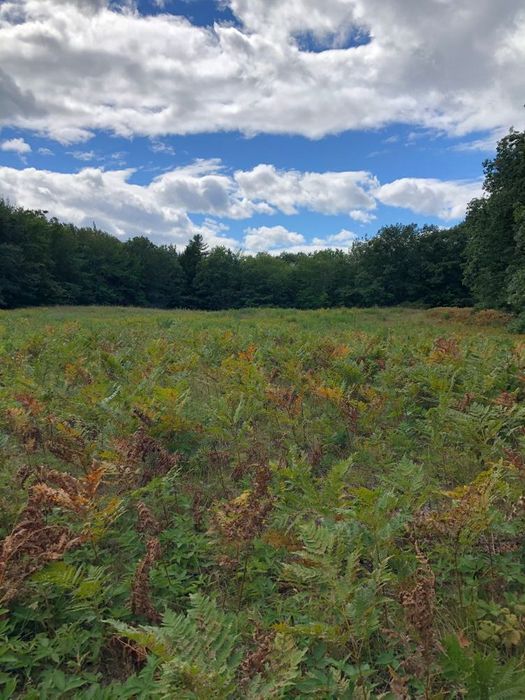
[0,0,524,254]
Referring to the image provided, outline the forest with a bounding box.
[1,129,524,321]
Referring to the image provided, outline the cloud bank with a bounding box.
[0,0,523,143]
[0,160,482,250]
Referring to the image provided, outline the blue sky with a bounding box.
[0,0,523,253]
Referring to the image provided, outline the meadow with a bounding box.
[1,306,525,698]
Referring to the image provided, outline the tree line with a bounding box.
[0,129,523,314]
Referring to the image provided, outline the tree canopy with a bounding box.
[1,128,524,313]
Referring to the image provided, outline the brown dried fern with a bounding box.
[130,537,162,623]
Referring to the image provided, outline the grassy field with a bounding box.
[1,306,525,698]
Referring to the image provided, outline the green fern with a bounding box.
[108,596,307,699]
[109,594,241,698]
[441,635,525,699]
[32,561,106,609]
[245,633,305,699]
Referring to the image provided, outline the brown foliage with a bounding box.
[388,667,410,699]
[432,336,460,359]
[0,464,106,603]
[427,307,512,326]
[456,392,475,412]
[493,391,518,407]
[14,393,44,416]
[132,406,154,427]
[191,489,205,532]
[130,537,162,623]
[341,399,359,433]
[401,550,436,665]
[114,428,180,488]
[107,635,148,675]
[265,386,302,417]
[136,502,160,536]
[0,482,83,603]
[213,464,274,544]
[474,309,513,326]
[6,406,42,453]
[414,474,493,543]
[505,449,525,471]
[428,307,472,322]
[238,626,275,687]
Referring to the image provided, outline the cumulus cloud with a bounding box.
[0,67,42,121]
[0,164,237,247]
[0,161,482,250]
[376,177,483,220]
[1,137,32,154]
[0,0,523,141]
[0,158,381,229]
[0,158,378,227]
[235,164,377,215]
[312,229,357,246]
[243,225,305,253]
[149,160,260,219]
[350,209,376,224]
[242,225,357,255]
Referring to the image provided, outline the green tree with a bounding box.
[464,129,525,309]
[417,224,471,307]
[194,247,241,310]
[350,224,421,306]
[179,234,208,307]
[125,237,184,308]
[239,254,294,307]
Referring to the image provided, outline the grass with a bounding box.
[1,306,525,698]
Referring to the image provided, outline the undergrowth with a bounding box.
[1,306,525,698]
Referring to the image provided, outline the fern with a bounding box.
[245,633,305,699]
[32,561,106,610]
[281,522,340,591]
[109,597,307,699]
[465,656,525,700]
[109,594,241,698]
[441,635,525,699]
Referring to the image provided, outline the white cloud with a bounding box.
[452,127,510,153]
[376,177,483,220]
[312,229,357,246]
[0,164,237,248]
[243,225,305,253]
[0,0,523,142]
[67,150,96,161]
[149,159,269,219]
[0,157,378,226]
[0,161,482,251]
[243,226,357,255]
[38,147,54,156]
[149,139,176,155]
[350,209,376,224]
[242,226,357,255]
[235,164,377,215]
[1,137,31,154]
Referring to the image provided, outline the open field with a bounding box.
[1,307,525,698]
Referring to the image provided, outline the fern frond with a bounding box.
[245,633,305,699]
[108,619,171,659]
[108,594,241,697]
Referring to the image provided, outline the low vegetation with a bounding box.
[1,306,525,698]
